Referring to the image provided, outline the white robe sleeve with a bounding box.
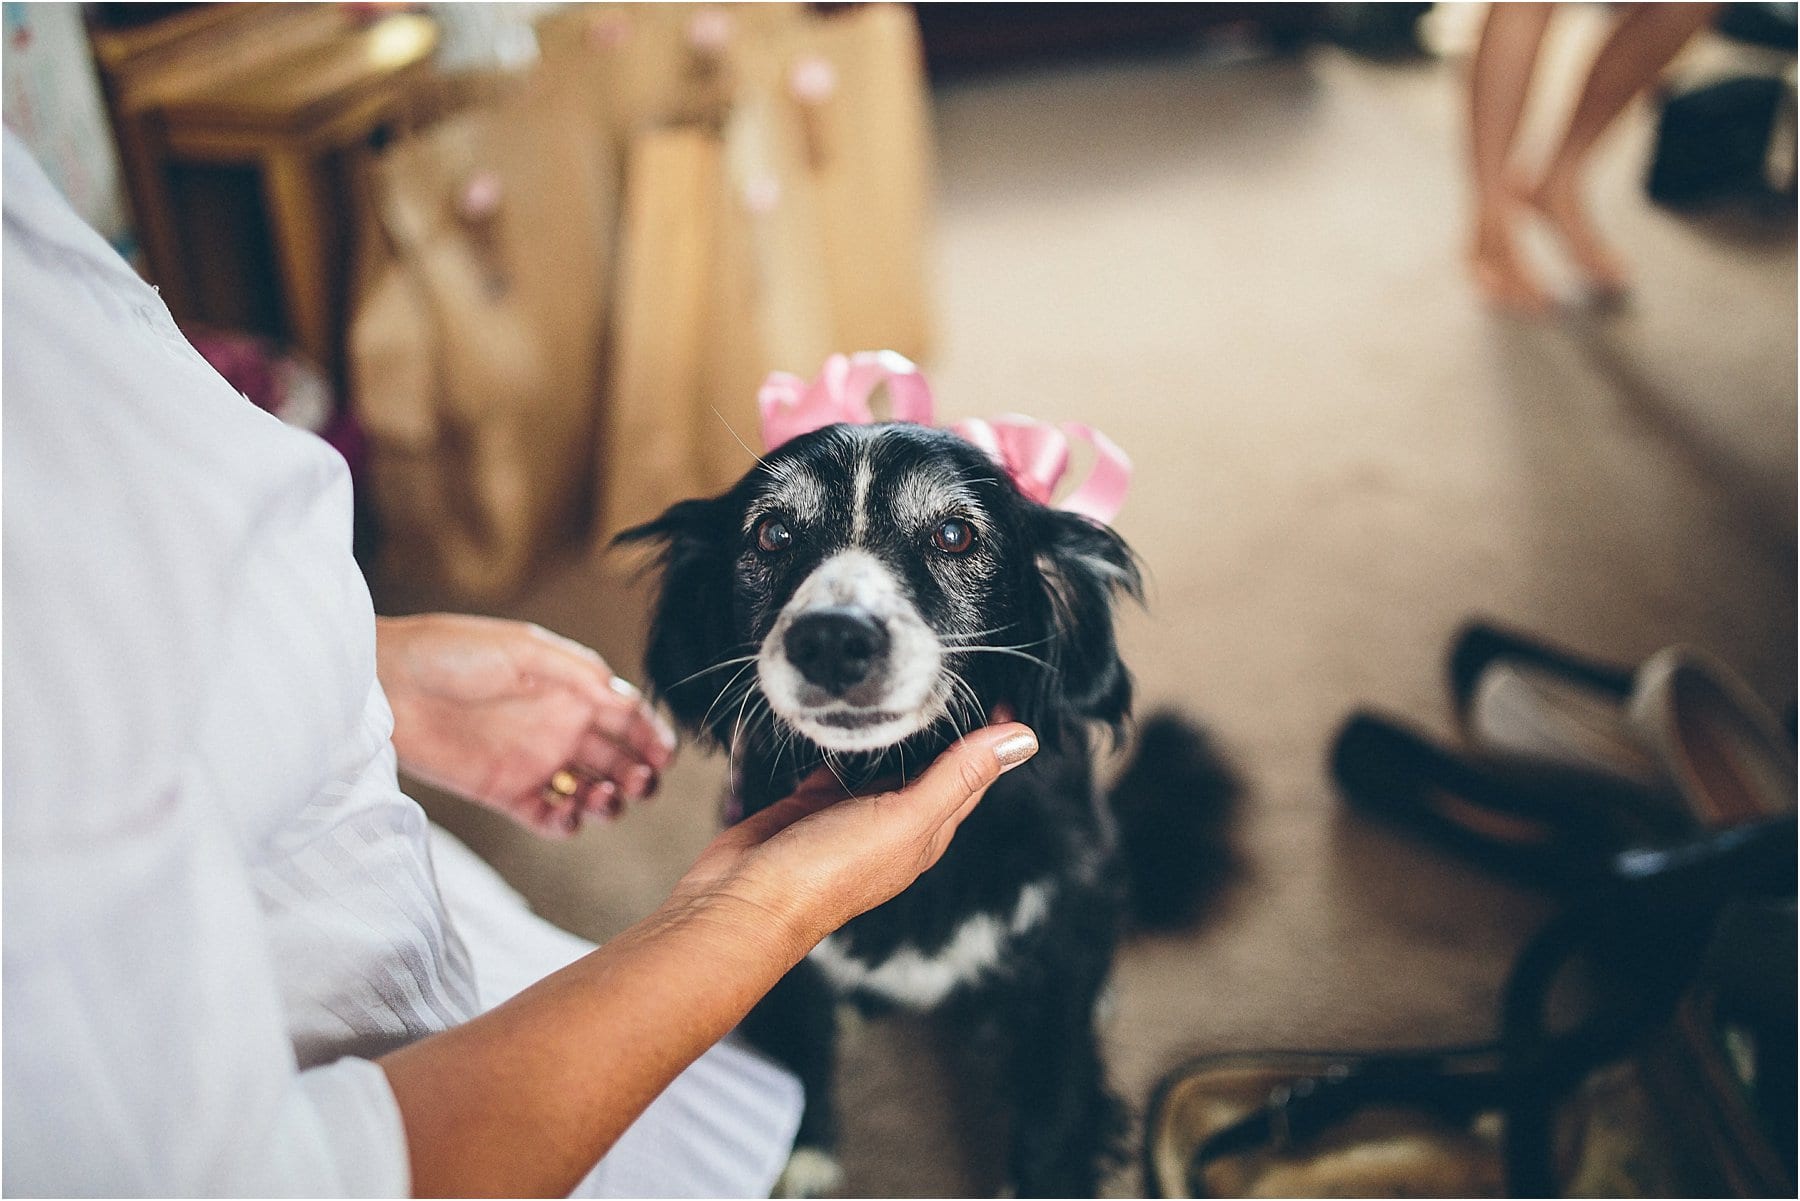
[2,131,416,1197]
[2,790,412,1197]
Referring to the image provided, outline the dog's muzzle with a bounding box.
[757,548,945,751]
[784,607,891,697]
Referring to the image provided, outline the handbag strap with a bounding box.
[1186,816,1796,1197]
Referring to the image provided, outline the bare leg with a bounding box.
[1468,3,1556,313]
[1524,3,1721,294]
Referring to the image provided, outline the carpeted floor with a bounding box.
[409,15,1795,1196]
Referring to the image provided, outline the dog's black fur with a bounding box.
[619,422,1233,1196]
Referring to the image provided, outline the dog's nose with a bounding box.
[784,608,891,696]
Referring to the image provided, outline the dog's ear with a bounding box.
[614,498,738,741]
[1031,508,1143,730]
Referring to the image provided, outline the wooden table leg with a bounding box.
[260,147,335,369]
[116,123,197,318]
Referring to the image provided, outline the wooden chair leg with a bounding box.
[260,148,335,369]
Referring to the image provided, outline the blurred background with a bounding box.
[7,2,1793,1195]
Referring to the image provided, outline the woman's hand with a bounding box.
[380,719,1034,1197]
[376,614,676,837]
[668,721,1039,955]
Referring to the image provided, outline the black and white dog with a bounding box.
[620,420,1231,1196]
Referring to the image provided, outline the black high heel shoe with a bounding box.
[1329,711,1693,891]
[1448,619,1635,725]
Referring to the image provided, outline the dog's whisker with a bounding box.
[739,689,775,754]
[926,682,960,740]
[767,720,804,788]
[698,660,761,736]
[957,682,985,732]
[820,752,853,798]
[937,698,965,743]
[938,624,1022,645]
[744,700,780,772]
[942,668,978,716]
[751,698,786,755]
[940,670,983,742]
[710,680,757,755]
[664,654,760,692]
[942,622,1018,638]
[726,682,762,784]
[948,646,1058,673]
[942,634,1051,652]
[711,406,771,470]
[698,665,755,721]
[951,462,1003,488]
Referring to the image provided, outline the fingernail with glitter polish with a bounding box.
[994,730,1038,772]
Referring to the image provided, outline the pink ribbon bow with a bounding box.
[757,351,1132,524]
[948,415,1132,525]
[757,350,935,451]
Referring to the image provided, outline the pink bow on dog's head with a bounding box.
[756,350,935,450]
[756,351,1132,525]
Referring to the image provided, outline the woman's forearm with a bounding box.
[378,895,809,1198]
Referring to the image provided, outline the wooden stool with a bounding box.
[91,5,439,377]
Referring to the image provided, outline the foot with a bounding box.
[1468,201,1550,315]
[1514,172,1631,299]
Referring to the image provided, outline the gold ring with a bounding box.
[547,769,581,800]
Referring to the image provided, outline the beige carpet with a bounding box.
[405,16,1796,1196]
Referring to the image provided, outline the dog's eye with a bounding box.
[756,515,794,554]
[931,517,975,555]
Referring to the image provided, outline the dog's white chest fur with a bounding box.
[808,882,1054,1009]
